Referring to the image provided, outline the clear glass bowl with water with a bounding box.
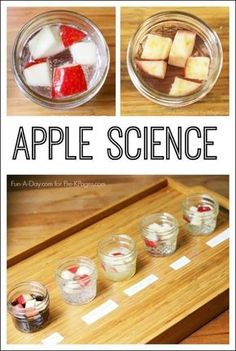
[12,10,110,109]
[127,11,223,108]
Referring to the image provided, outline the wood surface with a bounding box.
[7,176,160,265]
[7,7,115,116]
[121,7,229,116]
[7,175,229,264]
[181,310,229,344]
[7,178,229,344]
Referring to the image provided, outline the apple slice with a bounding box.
[61,269,75,280]
[141,34,172,60]
[52,64,87,98]
[136,60,167,79]
[70,42,97,65]
[168,30,196,68]
[24,61,51,87]
[28,26,64,59]
[25,299,36,309]
[169,77,201,96]
[185,56,210,80]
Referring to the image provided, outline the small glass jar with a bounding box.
[98,234,137,282]
[56,256,97,305]
[140,212,179,256]
[182,193,219,235]
[127,11,223,108]
[12,10,110,109]
[7,281,49,333]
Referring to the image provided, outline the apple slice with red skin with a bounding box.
[197,205,212,212]
[68,265,78,274]
[60,25,86,47]
[144,238,158,248]
[52,64,87,98]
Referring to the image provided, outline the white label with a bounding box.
[123,274,158,297]
[206,228,229,248]
[41,332,64,345]
[169,256,191,270]
[81,299,119,325]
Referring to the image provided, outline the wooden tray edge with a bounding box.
[7,178,168,267]
[148,288,229,344]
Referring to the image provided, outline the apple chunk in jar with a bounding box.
[140,212,179,256]
[56,257,97,305]
[98,234,137,282]
[182,194,219,235]
[12,11,110,108]
[21,24,97,99]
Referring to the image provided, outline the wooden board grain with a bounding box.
[7,176,161,265]
[8,175,229,266]
[121,7,229,116]
[7,179,229,344]
[181,310,229,344]
[7,7,115,116]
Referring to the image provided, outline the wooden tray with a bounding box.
[7,178,229,344]
[121,6,229,116]
[7,176,163,267]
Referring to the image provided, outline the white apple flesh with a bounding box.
[136,60,167,79]
[141,34,172,60]
[24,62,51,87]
[169,77,201,96]
[70,41,97,65]
[185,56,210,80]
[28,26,64,59]
[168,30,196,68]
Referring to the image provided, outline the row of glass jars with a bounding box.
[8,193,219,333]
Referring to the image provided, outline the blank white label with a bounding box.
[169,256,191,270]
[206,228,229,248]
[123,274,158,297]
[41,332,64,345]
[81,299,119,325]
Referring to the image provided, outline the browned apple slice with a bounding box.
[168,30,196,68]
[141,34,172,60]
[185,56,210,80]
[136,60,167,79]
[169,77,201,96]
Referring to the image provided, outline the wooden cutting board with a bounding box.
[7,178,229,344]
[7,7,115,116]
[121,7,229,116]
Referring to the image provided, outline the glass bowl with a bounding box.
[12,10,110,110]
[127,11,223,108]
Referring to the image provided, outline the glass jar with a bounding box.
[182,193,219,235]
[98,234,137,282]
[7,281,49,333]
[140,212,179,256]
[12,10,110,109]
[56,256,97,305]
[127,11,223,108]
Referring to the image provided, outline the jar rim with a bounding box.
[127,10,223,108]
[140,211,178,226]
[12,10,110,109]
[7,281,49,312]
[98,234,136,258]
[181,193,219,216]
[56,256,97,281]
